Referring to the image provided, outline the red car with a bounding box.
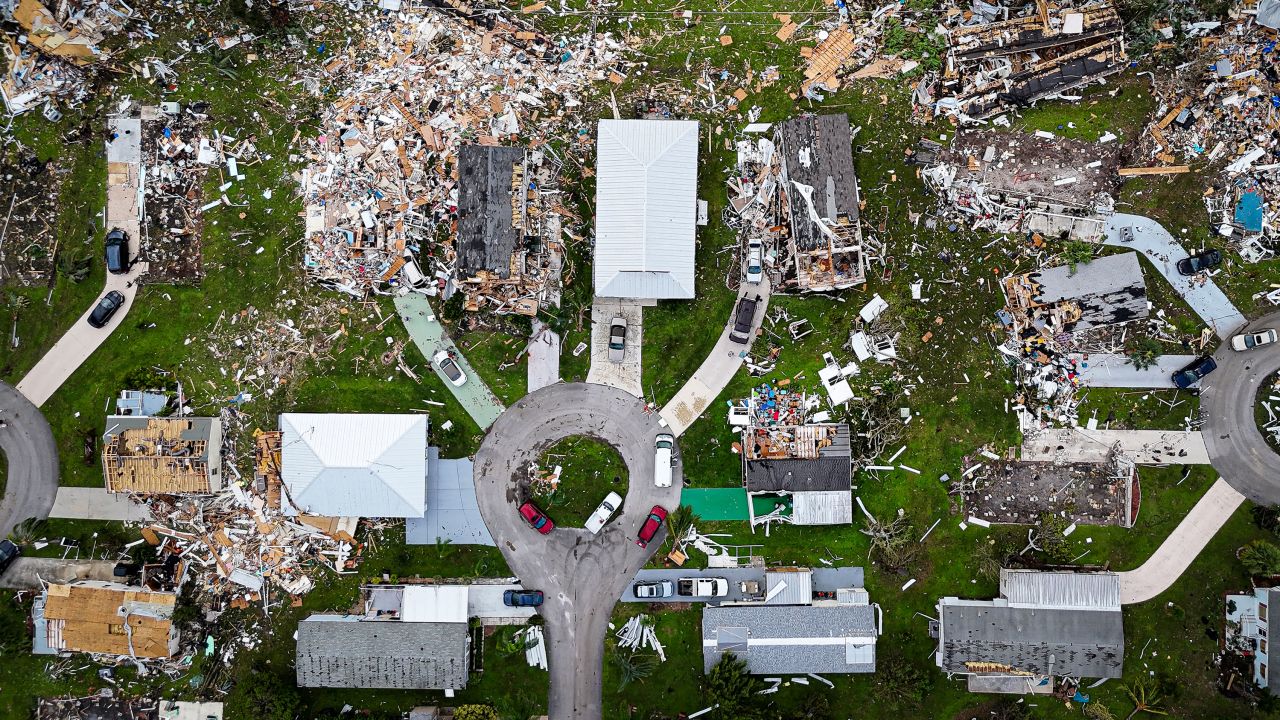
[635,505,668,548]
[519,502,554,534]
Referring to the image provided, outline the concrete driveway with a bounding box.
[1200,309,1280,503]
[1021,428,1210,464]
[660,278,771,435]
[0,558,119,590]
[1069,353,1196,389]
[586,299,643,398]
[396,293,505,430]
[0,381,58,540]
[1102,214,1246,338]
[473,383,682,720]
[16,116,148,408]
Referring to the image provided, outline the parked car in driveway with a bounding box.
[518,501,554,534]
[432,350,467,387]
[104,228,130,274]
[585,491,623,534]
[728,295,761,344]
[608,316,627,362]
[0,540,21,576]
[503,589,544,607]
[1176,249,1222,275]
[87,291,125,328]
[635,505,668,548]
[1172,356,1217,389]
[633,580,674,599]
[654,434,675,488]
[1231,328,1278,352]
[744,239,763,283]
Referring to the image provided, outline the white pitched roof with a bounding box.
[594,119,699,299]
[280,413,427,518]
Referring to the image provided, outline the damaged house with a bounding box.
[743,423,854,527]
[1002,251,1147,343]
[920,129,1120,240]
[775,114,867,292]
[102,416,223,495]
[934,570,1124,694]
[958,452,1139,528]
[929,0,1127,122]
[33,581,179,659]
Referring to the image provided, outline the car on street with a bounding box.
[635,505,668,548]
[432,350,467,387]
[1176,249,1223,275]
[518,501,555,534]
[503,589,544,607]
[87,290,126,329]
[585,491,623,534]
[654,433,675,488]
[104,228,130,274]
[728,294,761,344]
[1231,328,1278,352]
[608,316,627,362]
[0,539,21,576]
[633,580,675,599]
[744,239,763,283]
[1172,356,1218,389]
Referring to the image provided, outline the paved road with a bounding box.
[396,293,505,429]
[473,383,682,720]
[1069,353,1196,388]
[1200,309,1280,503]
[16,116,148,407]
[660,278,771,436]
[0,381,59,540]
[1117,478,1244,604]
[1103,214,1246,338]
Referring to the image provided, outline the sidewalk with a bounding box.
[1118,478,1244,604]
[1068,353,1195,388]
[527,320,561,393]
[1021,428,1211,464]
[395,293,504,430]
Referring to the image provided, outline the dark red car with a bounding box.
[635,505,668,548]
[519,501,554,534]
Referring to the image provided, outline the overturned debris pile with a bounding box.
[954,450,1138,527]
[920,0,1128,123]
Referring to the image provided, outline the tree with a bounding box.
[705,653,765,720]
[1253,505,1280,535]
[1125,678,1168,719]
[873,653,933,709]
[1127,336,1164,371]
[666,504,699,545]
[859,515,919,572]
[1035,512,1075,564]
[1063,239,1096,275]
[453,705,500,720]
[224,667,300,720]
[1240,540,1280,576]
[1085,701,1117,720]
[612,650,657,690]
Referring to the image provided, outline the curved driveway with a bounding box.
[0,381,59,539]
[1200,309,1280,503]
[473,382,681,720]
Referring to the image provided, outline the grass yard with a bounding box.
[533,435,629,526]
[1075,387,1201,431]
[1260,370,1280,453]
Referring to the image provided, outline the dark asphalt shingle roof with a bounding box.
[776,114,860,250]
[456,145,525,278]
[295,616,469,689]
[702,604,877,675]
[938,600,1124,678]
[744,425,851,492]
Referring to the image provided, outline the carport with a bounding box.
[407,448,494,546]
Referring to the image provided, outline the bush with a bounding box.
[1240,540,1280,577]
[453,705,499,720]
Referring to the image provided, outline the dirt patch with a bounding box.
[0,151,59,286]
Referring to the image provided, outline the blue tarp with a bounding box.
[1236,190,1265,233]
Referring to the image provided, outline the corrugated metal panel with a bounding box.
[1000,569,1121,609]
[766,569,813,605]
[792,491,853,524]
[594,119,699,299]
[280,413,427,517]
[403,586,469,623]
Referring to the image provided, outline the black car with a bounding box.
[87,290,125,328]
[0,539,21,576]
[1172,356,1217,389]
[1176,249,1222,276]
[503,589,545,607]
[728,294,761,344]
[105,228,130,274]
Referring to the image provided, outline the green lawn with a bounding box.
[1260,371,1280,453]
[533,435,629,526]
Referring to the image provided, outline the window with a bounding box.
[1261,603,1269,622]
[1262,663,1268,680]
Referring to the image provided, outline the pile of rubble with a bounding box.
[917,0,1128,123]
[296,3,624,314]
[140,102,220,283]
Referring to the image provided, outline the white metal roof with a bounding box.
[402,585,469,623]
[280,413,427,518]
[792,491,853,525]
[1000,569,1121,610]
[594,119,699,300]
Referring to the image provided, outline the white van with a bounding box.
[400,253,428,289]
[654,434,675,488]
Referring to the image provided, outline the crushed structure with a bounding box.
[35,698,222,720]
[923,0,1128,123]
[1,0,131,115]
[33,581,179,659]
[102,416,223,495]
[934,570,1124,692]
[957,453,1138,527]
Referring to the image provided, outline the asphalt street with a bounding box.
[1200,309,1280,503]
[0,381,59,540]
[473,382,682,720]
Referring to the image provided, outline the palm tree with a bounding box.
[612,650,657,690]
[7,517,46,545]
[666,504,698,545]
[1124,678,1168,720]
[1239,540,1280,576]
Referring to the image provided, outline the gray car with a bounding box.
[608,316,626,362]
[633,580,674,599]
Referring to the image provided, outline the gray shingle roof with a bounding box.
[1029,252,1148,330]
[745,457,849,492]
[776,114,861,250]
[702,604,877,675]
[295,616,469,689]
[457,145,526,278]
[937,600,1123,678]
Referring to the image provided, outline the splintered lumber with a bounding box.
[1118,165,1191,176]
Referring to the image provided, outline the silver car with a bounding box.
[608,316,626,362]
[633,580,674,599]
[1231,328,1277,352]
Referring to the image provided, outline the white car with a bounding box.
[608,316,627,362]
[585,491,623,534]
[1231,328,1278,352]
[744,239,763,284]
[432,350,467,387]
